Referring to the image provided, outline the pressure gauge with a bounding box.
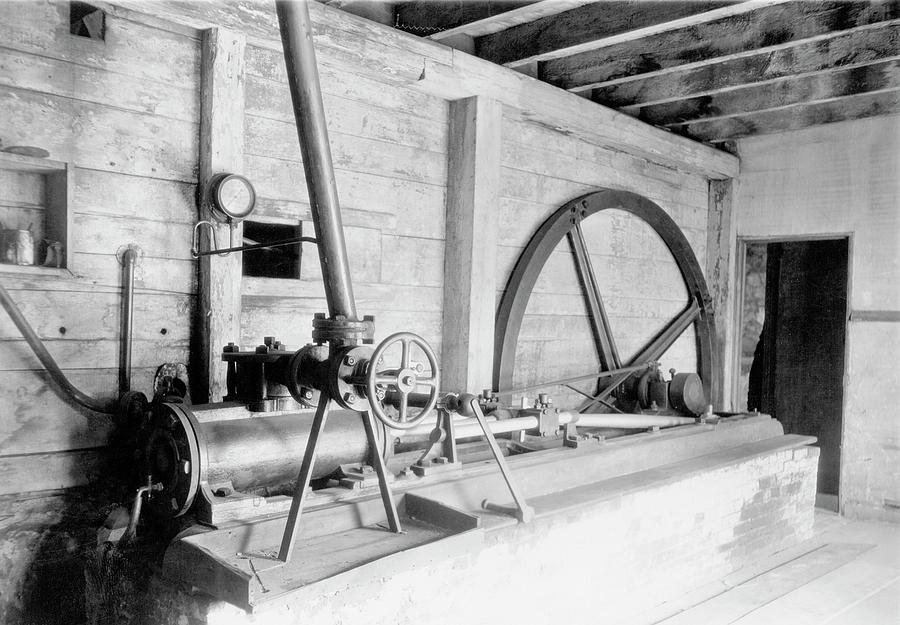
[209,173,256,223]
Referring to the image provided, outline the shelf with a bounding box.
[0,152,73,271]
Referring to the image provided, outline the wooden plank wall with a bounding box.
[497,112,710,407]
[0,0,717,488]
[239,43,450,356]
[0,2,199,492]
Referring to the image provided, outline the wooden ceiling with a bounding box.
[332,0,900,151]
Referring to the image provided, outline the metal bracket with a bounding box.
[465,397,534,523]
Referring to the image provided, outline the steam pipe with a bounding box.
[276,0,357,320]
[119,247,137,392]
[0,282,116,414]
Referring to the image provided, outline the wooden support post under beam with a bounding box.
[441,96,502,395]
[707,178,734,410]
[197,28,246,403]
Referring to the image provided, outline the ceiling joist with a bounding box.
[684,88,900,142]
[476,0,773,68]
[543,1,900,93]
[599,22,900,109]
[637,59,900,127]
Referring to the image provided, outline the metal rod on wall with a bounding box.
[276,0,357,320]
[119,246,137,393]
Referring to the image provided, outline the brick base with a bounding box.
[120,441,819,625]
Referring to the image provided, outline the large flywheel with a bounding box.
[494,189,718,412]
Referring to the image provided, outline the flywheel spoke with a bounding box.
[629,298,702,366]
[579,298,702,413]
[568,220,621,371]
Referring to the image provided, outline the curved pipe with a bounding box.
[0,281,116,414]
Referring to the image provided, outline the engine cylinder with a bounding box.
[144,402,382,517]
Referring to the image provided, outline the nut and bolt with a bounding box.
[343,392,357,404]
[345,355,356,366]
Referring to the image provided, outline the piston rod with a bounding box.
[276,0,356,319]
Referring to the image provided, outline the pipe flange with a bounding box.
[311,313,375,345]
[329,344,374,410]
[145,402,202,518]
[115,244,143,267]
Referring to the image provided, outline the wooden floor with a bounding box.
[633,508,900,625]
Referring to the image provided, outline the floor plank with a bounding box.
[643,511,900,625]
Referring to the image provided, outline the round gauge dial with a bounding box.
[211,174,256,222]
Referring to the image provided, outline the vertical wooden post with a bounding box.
[441,96,502,394]
[706,178,735,410]
[198,29,245,403]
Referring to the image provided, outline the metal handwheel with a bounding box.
[366,332,440,430]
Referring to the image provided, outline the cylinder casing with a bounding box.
[145,402,380,516]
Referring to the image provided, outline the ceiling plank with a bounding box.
[636,60,900,126]
[542,0,900,92]
[593,22,900,109]
[427,0,590,41]
[477,0,757,68]
[320,1,395,26]
[394,1,543,38]
[681,89,900,142]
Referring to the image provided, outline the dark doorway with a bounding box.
[744,238,848,499]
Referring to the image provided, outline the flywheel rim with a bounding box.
[493,189,718,407]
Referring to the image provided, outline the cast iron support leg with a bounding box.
[278,397,331,562]
[469,398,534,523]
[362,410,402,533]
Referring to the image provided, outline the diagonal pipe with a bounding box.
[276,0,357,320]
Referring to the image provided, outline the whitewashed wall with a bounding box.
[734,114,900,521]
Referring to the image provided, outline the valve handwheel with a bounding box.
[366,332,439,430]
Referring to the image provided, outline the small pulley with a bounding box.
[365,332,440,430]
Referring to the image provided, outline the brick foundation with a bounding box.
[115,440,819,625]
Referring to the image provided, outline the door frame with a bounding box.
[731,233,854,509]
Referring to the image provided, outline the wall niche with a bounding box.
[0,152,72,273]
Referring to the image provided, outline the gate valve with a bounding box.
[365,332,439,430]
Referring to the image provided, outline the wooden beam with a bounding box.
[706,179,734,410]
[441,97,502,394]
[597,22,900,109]
[395,1,536,37]
[477,0,751,67]
[114,0,738,178]
[543,1,900,92]
[416,50,738,178]
[321,0,394,26]
[394,1,587,41]
[197,28,245,403]
[636,59,900,126]
[430,0,590,40]
[683,89,900,143]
